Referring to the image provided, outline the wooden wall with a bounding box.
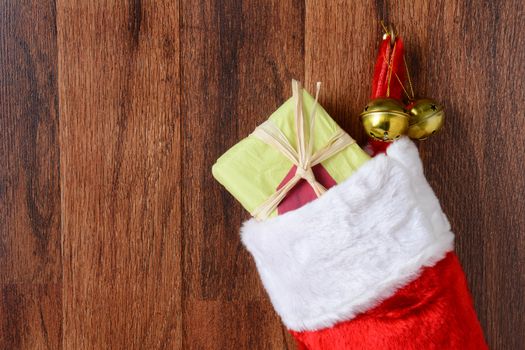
[1,1,523,349]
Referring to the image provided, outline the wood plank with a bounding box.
[0,0,62,348]
[305,1,525,348]
[0,0,61,286]
[56,1,182,348]
[180,0,303,348]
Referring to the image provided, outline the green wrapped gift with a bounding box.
[212,81,370,219]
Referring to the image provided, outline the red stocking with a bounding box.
[241,139,487,349]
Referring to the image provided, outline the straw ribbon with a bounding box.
[250,80,356,220]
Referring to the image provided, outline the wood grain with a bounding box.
[0,284,62,349]
[1,0,524,349]
[0,0,62,348]
[57,1,182,348]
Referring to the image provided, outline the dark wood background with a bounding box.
[1,0,523,349]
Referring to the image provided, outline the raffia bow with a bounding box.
[250,80,356,220]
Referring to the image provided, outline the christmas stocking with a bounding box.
[241,138,487,349]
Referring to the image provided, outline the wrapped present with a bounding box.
[212,80,370,220]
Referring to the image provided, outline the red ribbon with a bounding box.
[366,34,406,156]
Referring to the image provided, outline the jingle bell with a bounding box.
[407,98,445,140]
[360,98,410,142]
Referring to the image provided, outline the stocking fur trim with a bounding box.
[241,138,454,331]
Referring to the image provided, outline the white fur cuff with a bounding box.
[240,138,454,331]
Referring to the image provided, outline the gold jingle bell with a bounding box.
[407,98,445,140]
[360,98,410,142]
